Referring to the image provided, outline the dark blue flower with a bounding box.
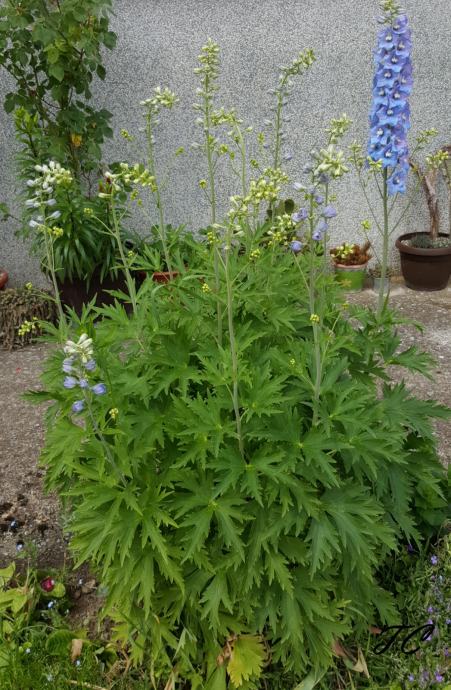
[368,12,412,196]
[388,171,406,194]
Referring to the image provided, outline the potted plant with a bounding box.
[330,241,372,291]
[395,148,451,290]
[369,262,394,294]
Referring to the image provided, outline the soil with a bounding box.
[1,283,450,575]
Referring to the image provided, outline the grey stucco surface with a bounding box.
[0,0,450,286]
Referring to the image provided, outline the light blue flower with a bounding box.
[290,240,303,253]
[84,359,96,371]
[292,182,305,191]
[91,383,107,396]
[72,400,85,414]
[314,193,324,204]
[291,208,308,223]
[63,376,78,389]
[79,378,89,389]
[62,358,74,374]
[322,205,337,218]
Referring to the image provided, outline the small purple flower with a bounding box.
[63,376,78,389]
[84,359,96,371]
[435,673,444,683]
[431,555,438,565]
[314,193,324,204]
[290,240,303,253]
[303,164,313,174]
[315,219,328,235]
[407,543,415,554]
[79,378,89,389]
[291,208,308,223]
[91,383,107,396]
[444,647,449,658]
[446,619,451,625]
[408,674,415,683]
[72,400,85,414]
[427,606,435,613]
[322,205,337,219]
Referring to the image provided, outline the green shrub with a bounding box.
[35,236,449,687]
[31,37,449,690]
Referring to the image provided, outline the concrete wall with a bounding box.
[1,0,450,286]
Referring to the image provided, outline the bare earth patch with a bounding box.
[1,285,450,569]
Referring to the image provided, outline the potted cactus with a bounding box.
[395,147,451,290]
[330,241,372,291]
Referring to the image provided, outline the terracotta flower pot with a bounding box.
[333,262,368,291]
[152,271,180,284]
[396,233,451,291]
[57,269,133,315]
[0,269,8,290]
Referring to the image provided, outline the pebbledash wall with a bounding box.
[1,0,450,286]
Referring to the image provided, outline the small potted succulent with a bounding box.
[330,241,372,291]
[395,147,451,290]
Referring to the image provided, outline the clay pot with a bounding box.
[333,262,368,291]
[396,232,451,291]
[152,271,180,284]
[0,270,8,290]
[57,269,141,315]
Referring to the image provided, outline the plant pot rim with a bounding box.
[0,269,8,290]
[333,261,368,271]
[395,232,451,256]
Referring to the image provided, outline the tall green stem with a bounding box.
[308,198,322,425]
[43,229,65,330]
[203,72,222,346]
[146,114,172,275]
[378,168,390,317]
[224,232,244,459]
[111,200,138,316]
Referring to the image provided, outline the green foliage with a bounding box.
[36,233,449,686]
[0,0,115,174]
[0,0,121,282]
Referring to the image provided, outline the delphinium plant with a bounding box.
[350,0,413,313]
[33,42,450,690]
